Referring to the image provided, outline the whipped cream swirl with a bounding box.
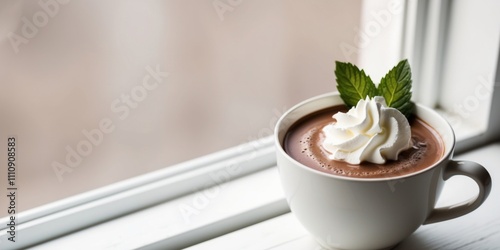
[321,96,412,164]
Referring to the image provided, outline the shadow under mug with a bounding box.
[274,92,492,250]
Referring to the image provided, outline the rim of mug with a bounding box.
[274,91,456,182]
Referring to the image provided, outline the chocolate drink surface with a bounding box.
[284,105,445,178]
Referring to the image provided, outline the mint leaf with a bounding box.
[335,61,377,108]
[377,59,413,118]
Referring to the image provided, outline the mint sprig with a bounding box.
[335,61,377,108]
[377,59,413,117]
[335,59,413,118]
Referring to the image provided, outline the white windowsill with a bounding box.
[435,109,486,142]
[30,167,288,250]
[186,142,500,250]
[22,141,500,250]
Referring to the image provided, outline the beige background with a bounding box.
[0,0,373,215]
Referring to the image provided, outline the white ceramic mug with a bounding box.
[274,92,492,250]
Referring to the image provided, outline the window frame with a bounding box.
[0,139,278,248]
[401,0,500,153]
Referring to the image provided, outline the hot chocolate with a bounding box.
[284,105,444,178]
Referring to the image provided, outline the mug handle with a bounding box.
[424,160,492,225]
